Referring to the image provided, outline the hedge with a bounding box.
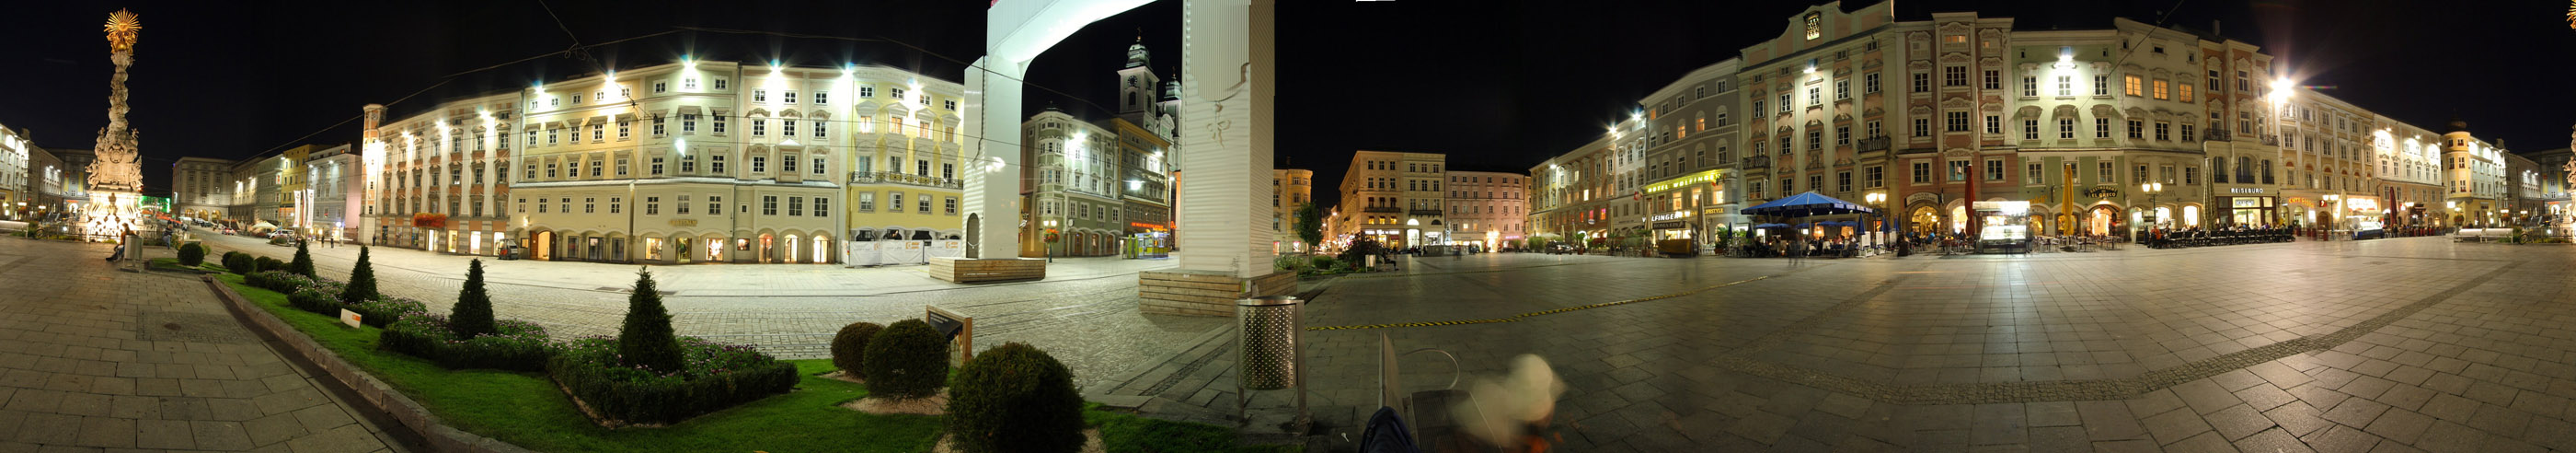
[381,313,556,371]
[546,336,798,425]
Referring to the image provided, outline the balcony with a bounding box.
[1362,206,1400,214]
[1741,156,1771,168]
[1409,209,1443,216]
[851,171,961,189]
[2202,128,2232,142]
[1856,136,1892,153]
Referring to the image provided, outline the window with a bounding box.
[682,114,698,133]
[788,197,803,216]
[751,156,766,174]
[2184,167,2198,184]
[2179,84,2193,102]
[1945,111,1969,132]
[711,155,727,174]
[2180,124,2195,141]
[2026,162,2047,184]
[783,120,797,137]
[1913,161,1932,183]
[1751,100,1765,115]
[1837,171,1853,192]
[2152,80,2168,99]
[2025,119,2041,140]
[812,121,825,137]
[2123,76,2142,96]
[609,198,621,214]
[1806,129,1823,150]
[918,196,931,214]
[2057,76,2073,97]
[945,99,958,110]
[591,123,604,142]
[941,163,955,180]
[1865,73,1880,93]
[617,121,632,139]
[917,159,929,176]
[1835,125,1851,146]
[2094,76,2110,96]
[1949,160,1970,181]
[547,128,559,145]
[752,119,766,136]
[814,157,826,175]
[2126,120,2144,139]
[2021,76,2037,97]
[684,77,698,89]
[753,89,767,102]
[712,114,727,134]
[2136,165,2149,183]
[1807,87,1821,106]
[1777,93,1791,112]
[517,198,528,213]
[616,158,629,176]
[650,157,665,175]
[1985,159,2005,181]
[763,195,777,215]
[1866,121,1880,138]
[572,93,581,104]
[856,192,872,212]
[1835,79,1850,99]
[583,197,593,214]
[1912,73,1929,93]
[944,197,958,215]
[890,87,905,100]
[1866,166,1884,188]
[783,91,797,104]
[1944,66,1967,87]
[1913,119,1931,137]
[590,159,603,177]
[652,117,666,135]
[2237,70,2249,91]
[2095,118,2110,138]
[782,155,797,174]
[814,91,828,104]
[1984,115,2000,134]
[1982,70,1999,90]
[2154,122,2170,141]
[2099,161,2114,183]
[813,197,828,216]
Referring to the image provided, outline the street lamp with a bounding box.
[1864,192,1887,252]
[2322,193,2341,240]
[2140,182,2164,242]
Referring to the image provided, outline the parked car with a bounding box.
[497,245,523,261]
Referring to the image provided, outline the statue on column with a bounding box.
[81,9,146,239]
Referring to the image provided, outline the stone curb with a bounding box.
[199,274,535,453]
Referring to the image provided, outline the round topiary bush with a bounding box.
[863,319,950,399]
[178,243,206,266]
[946,343,1086,453]
[253,256,284,273]
[830,321,884,375]
[223,251,253,274]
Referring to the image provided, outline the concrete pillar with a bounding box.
[962,58,1027,259]
[1174,0,1274,278]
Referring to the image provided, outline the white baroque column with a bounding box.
[962,57,1027,259]
[1174,0,1274,277]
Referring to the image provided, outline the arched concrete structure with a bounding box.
[964,0,1158,260]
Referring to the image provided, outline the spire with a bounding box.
[1124,30,1150,69]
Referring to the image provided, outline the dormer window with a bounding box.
[1803,13,1821,40]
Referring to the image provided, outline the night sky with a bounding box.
[4,0,2570,212]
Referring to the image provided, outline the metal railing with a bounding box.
[849,171,961,189]
[1408,209,1443,216]
[1362,206,1400,214]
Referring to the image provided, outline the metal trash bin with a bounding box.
[1235,295,1310,429]
[1236,296,1304,390]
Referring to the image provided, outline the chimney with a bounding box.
[2213,20,2222,37]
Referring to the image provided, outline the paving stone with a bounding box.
[2231,427,2315,453]
[2203,403,2276,441]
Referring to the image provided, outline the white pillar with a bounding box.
[963,57,1028,259]
[1174,0,1274,278]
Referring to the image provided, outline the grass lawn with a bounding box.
[214,273,1294,453]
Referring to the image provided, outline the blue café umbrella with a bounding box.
[1742,192,1876,218]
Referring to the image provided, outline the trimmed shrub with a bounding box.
[341,247,379,304]
[829,321,884,374]
[248,271,318,294]
[222,251,252,274]
[617,268,684,373]
[382,314,555,371]
[1309,255,1337,270]
[253,256,284,273]
[288,288,341,315]
[449,260,497,338]
[289,241,316,277]
[348,297,425,328]
[546,336,797,424]
[863,319,950,399]
[946,343,1086,453]
[177,243,206,266]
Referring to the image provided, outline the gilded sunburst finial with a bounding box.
[104,9,140,53]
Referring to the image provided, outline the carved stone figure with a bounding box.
[86,9,144,194]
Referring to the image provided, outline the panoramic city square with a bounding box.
[5,0,2576,452]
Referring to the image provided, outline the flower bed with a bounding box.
[381,313,557,372]
[546,336,799,425]
[257,270,420,328]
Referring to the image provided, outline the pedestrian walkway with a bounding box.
[0,237,407,452]
[1110,237,2576,452]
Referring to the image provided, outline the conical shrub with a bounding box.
[289,240,316,277]
[449,259,497,338]
[340,247,379,304]
[616,267,684,373]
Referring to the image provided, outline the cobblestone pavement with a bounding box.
[1100,237,2576,452]
[0,237,407,452]
[192,233,1225,390]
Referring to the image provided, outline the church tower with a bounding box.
[1115,35,1165,136]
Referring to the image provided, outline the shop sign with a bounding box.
[2231,188,2268,193]
[1702,207,1726,215]
[1641,168,1728,195]
[1126,222,1167,231]
[1652,221,1687,229]
[2233,198,2262,207]
[669,219,696,226]
[2083,188,2120,198]
[1650,211,1691,222]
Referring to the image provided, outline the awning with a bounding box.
[1742,192,1875,217]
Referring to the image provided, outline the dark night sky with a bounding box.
[4,0,2570,212]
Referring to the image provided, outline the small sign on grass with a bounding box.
[339,309,362,328]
